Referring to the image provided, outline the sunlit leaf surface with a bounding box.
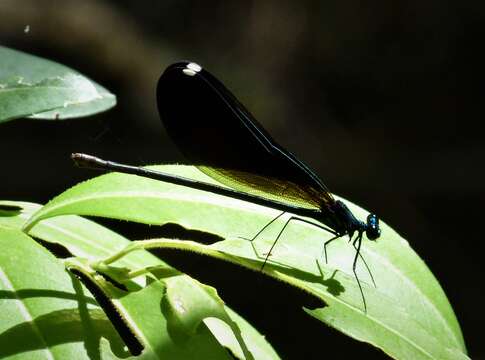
[0,226,127,359]
[1,200,280,359]
[22,165,468,359]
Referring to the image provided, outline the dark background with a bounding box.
[1,1,484,358]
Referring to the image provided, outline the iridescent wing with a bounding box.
[157,61,334,210]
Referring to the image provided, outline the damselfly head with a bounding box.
[366,214,380,240]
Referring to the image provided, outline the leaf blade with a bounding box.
[20,165,468,359]
[0,226,127,359]
[3,200,279,359]
[0,46,115,123]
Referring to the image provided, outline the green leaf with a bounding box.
[0,46,116,123]
[213,307,280,360]
[0,226,127,359]
[22,166,468,359]
[2,200,280,359]
[65,257,236,360]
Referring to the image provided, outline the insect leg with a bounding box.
[244,211,286,242]
[352,233,367,313]
[261,216,337,270]
[323,235,342,264]
[352,240,376,288]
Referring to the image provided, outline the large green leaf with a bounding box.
[0,46,116,123]
[22,165,468,359]
[1,201,280,360]
[0,226,127,359]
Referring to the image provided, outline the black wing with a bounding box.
[156,61,334,209]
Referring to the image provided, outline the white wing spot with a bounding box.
[183,68,197,76]
[187,62,202,72]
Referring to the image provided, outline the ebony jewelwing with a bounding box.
[72,61,381,311]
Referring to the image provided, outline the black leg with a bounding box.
[245,211,286,242]
[352,234,367,313]
[352,241,376,288]
[261,216,338,270]
[323,234,341,264]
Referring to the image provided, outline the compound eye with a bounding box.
[366,214,380,240]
